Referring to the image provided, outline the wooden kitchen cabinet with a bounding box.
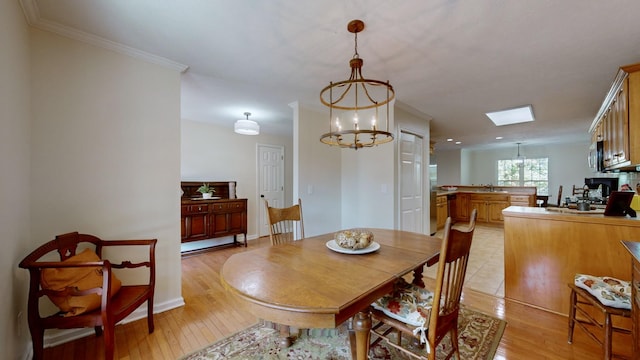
[488,201,508,222]
[436,195,448,230]
[509,195,534,207]
[444,186,537,224]
[454,193,470,222]
[469,193,509,224]
[592,119,604,144]
[469,198,488,222]
[591,62,640,171]
[601,79,629,168]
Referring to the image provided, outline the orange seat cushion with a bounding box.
[41,248,121,316]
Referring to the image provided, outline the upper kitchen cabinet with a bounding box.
[590,62,640,171]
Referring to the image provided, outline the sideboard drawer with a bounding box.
[211,201,246,212]
[182,204,209,215]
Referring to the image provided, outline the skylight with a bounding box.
[485,105,535,126]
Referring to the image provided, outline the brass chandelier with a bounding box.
[320,20,395,150]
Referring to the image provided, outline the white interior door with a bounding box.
[258,144,285,237]
[399,130,424,233]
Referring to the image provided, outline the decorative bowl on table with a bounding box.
[335,229,374,250]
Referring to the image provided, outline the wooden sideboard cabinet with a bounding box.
[181,203,209,240]
[209,200,247,238]
[180,181,247,247]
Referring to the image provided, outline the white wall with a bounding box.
[294,104,342,236]
[293,102,429,234]
[29,28,184,344]
[1,1,33,358]
[341,142,395,229]
[436,149,462,187]
[180,119,293,238]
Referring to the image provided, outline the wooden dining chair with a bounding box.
[548,185,563,207]
[370,209,477,360]
[568,274,631,360]
[265,198,304,245]
[19,232,156,360]
[263,198,305,345]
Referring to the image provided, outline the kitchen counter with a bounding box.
[436,185,537,196]
[436,186,537,225]
[503,205,640,315]
[504,205,640,225]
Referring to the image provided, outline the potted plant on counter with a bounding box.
[197,183,215,199]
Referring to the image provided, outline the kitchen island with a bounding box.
[436,185,536,227]
[503,205,640,315]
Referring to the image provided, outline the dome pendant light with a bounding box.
[234,112,259,135]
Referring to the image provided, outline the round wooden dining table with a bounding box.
[220,228,441,360]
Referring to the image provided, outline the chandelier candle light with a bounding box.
[319,20,395,150]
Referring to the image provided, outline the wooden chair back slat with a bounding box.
[371,209,477,360]
[428,209,477,357]
[265,199,304,245]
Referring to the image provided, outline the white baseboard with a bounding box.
[42,296,185,348]
[180,233,259,252]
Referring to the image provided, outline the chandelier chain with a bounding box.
[353,31,359,59]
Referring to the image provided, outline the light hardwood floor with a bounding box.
[43,225,631,359]
[426,224,506,297]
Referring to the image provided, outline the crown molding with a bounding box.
[19,0,189,73]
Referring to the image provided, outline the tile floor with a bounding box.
[423,223,505,297]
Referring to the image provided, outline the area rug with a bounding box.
[180,305,506,360]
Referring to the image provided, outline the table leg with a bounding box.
[278,324,294,347]
[412,265,425,287]
[352,310,372,360]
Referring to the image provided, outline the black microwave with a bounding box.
[588,140,604,172]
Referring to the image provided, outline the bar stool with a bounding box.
[568,274,632,359]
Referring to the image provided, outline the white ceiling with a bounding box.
[23,0,640,150]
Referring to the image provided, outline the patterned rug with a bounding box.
[180,306,506,360]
